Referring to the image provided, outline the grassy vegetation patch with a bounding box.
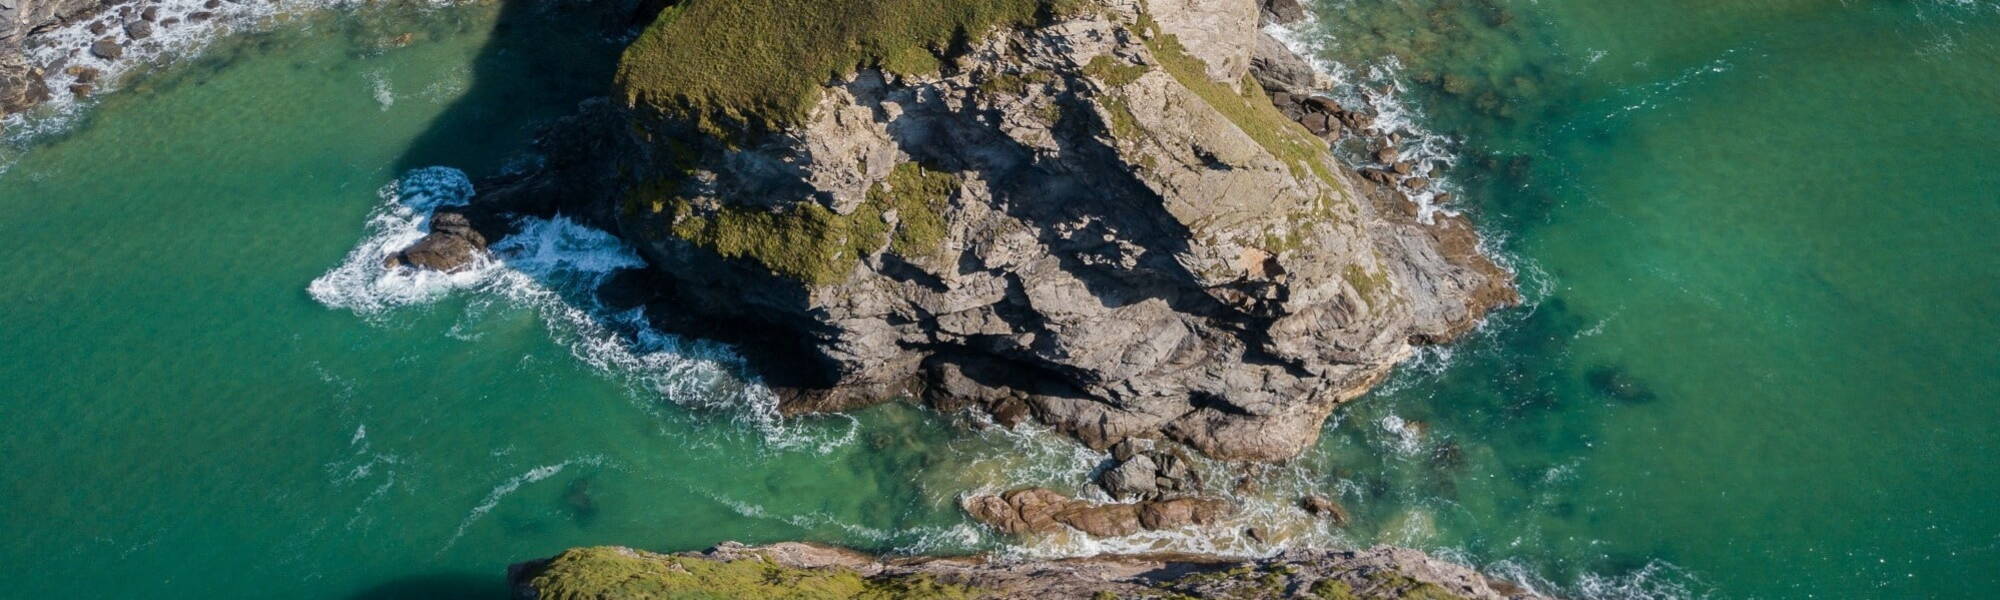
[528,547,985,600]
[647,163,960,285]
[1139,32,1341,189]
[1084,54,1149,87]
[618,0,1077,138]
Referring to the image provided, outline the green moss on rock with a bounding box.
[617,0,1075,138]
[1139,32,1339,190]
[528,547,985,600]
[648,163,960,285]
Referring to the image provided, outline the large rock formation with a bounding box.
[508,543,1554,599]
[403,0,1515,462]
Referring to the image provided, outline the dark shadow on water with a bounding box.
[390,0,638,176]
[345,572,510,600]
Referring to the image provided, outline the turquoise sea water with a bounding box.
[0,1,1995,598]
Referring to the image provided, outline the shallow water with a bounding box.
[0,0,1995,598]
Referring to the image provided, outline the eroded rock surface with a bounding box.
[398,0,1517,462]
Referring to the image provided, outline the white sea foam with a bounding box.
[312,166,853,451]
[440,456,603,552]
[1,0,384,142]
[366,70,396,110]
[1265,18,1463,223]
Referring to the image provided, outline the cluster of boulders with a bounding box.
[1,0,247,118]
[1098,438,1201,501]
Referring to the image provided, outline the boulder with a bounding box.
[1099,454,1159,500]
[1137,497,1230,529]
[1301,494,1350,526]
[383,212,491,272]
[125,20,153,40]
[967,488,1236,539]
[1259,0,1307,26]
[1054,503,1143,537]
[1300,112,1331,136]
[90,39,124,60]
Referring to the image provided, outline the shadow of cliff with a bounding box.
[389,0,639,176]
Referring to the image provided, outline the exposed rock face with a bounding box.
[409,0,1517,462]
[509,543,1555,599]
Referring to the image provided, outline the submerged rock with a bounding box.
[1302,493,1351,526]
[510,543,1554,599]
[89,39,123,60]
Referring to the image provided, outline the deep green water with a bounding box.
[0,0,1995,598]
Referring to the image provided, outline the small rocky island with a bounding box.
[11,0,1530,595]
[412,0,1521,593]
[411,0,1514,462]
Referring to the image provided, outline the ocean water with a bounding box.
[0,0,1994,598]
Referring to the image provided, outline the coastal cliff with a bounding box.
[508,543,1552,599]
[423,0,1513,463]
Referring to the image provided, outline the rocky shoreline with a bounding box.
[396,0,1514,468]
[508,542,1553,599]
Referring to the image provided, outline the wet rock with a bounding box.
[69,83,93,96]
[1100,454,1159,500]
[1136,497,1230,530]
[1377,147,1399,164]
[141,6,158,21]
[125,20,153,40]
[204,0,222,7]
[1244,525,1268,543]
[1303,95,1341,114]
[1,62,52,114]
[68,66,101,83]
[1055,503,1143,537]
[160,17,180,27]
[1301,494,1350,526]
[596,267,672,311]
[383,211,491,272]
[966,488,1236,539]
[1405,177,1429,191]
[189,11,213,22]
[89,20,110,35]
[1393,160,1414,175]
[90,39,124,60]
[962,487,1076,536]
[1259,0,1307,26]
[1098,440,1201,501]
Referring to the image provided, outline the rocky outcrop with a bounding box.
[509,542,1554,599]
[962,487,1233,537]
[1100,438,1201,500]
[2,0,107,113]
[398,0,1516,462]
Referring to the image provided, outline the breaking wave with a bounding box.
[309,166,853,451]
